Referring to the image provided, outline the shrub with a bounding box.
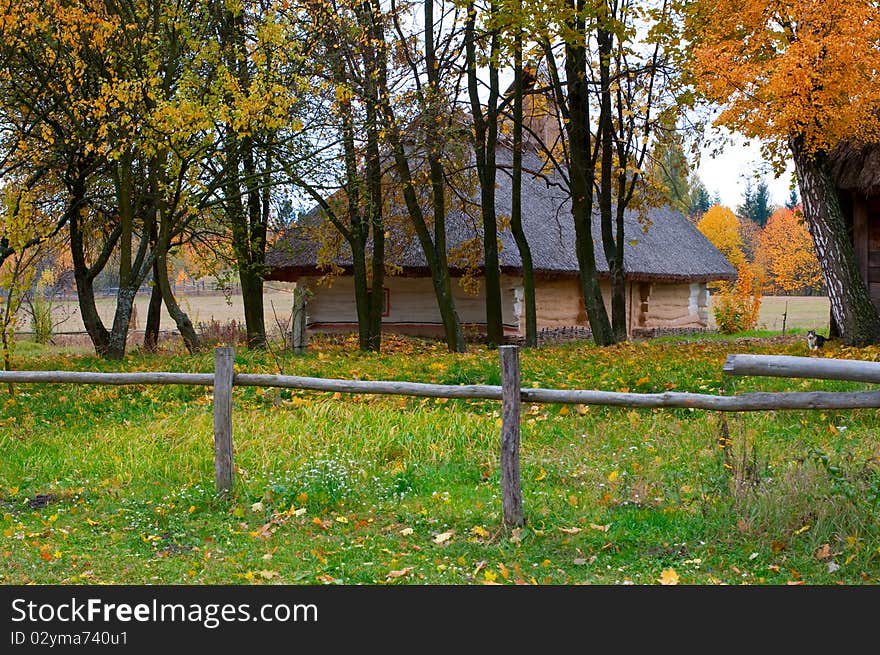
[713,262,763,333]
[195,318,247,346]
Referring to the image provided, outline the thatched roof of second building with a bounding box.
[267,151,736,283]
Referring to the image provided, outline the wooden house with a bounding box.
[830,141,880,307]
[265,147,736,339]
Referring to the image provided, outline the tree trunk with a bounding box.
[365,94,384,352]
[156,252,201,353]
[790,137,880,346]
[372,0,465,353]
[466,1,504,346]
[68,181,112,356]
[597,26,626,344]
[143,267,163,352]
[511,36,537,347]
[563,30,614,346]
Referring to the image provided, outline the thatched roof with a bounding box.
[267,149,736,283]
[829,141,880,196]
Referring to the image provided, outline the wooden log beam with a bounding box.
[724,354,880,384]
[0,371,214,386]
[3,369,880,411]
[521,388,880,411]
[233,373,504,400]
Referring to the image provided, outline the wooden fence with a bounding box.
[2,346,879,527]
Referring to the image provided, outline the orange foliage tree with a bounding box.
[686,0,880,345]
[756,208,824,295]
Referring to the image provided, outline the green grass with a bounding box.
[1,332,879,585]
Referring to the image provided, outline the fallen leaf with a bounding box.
[259,570,278,579]
[607,470,619,483]
[771,540,786,552]
[558,527,581,534]
[386,567,412,579]
[433,530,454,545]
[39,550,53,561]
[589,523,610,532]
[534,468,547,482]
[793,524,811,535]
[827,561,840,573]
[250,502,264,513]
[576,404,589,416]
[471,526,489,538]
[399,527,414,536]
[659,568,679,585]
[814,544,832,560]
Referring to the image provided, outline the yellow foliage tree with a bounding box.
[696,205,745,266]
[756,208,824,295]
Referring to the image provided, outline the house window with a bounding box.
[367,287,390,317]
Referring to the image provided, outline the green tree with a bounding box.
[737,178,773,227]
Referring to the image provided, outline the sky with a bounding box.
[695,134,798,211]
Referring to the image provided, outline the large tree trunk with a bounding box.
[790,137,880,346]
[597,27,627,343]
[365,93,384,352]
[68,174,113,356]
[563,26,614,346]
[511,36,537,347]
[466,1,504,346]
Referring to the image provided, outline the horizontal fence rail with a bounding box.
[3,346,879,527]
[4,369,880,411]
[725,354,880,384]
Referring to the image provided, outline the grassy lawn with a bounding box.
[1,332,878,585]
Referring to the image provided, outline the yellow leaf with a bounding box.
[607,470,619,483]
[659,568,679,585]
[483,569,498,582]
[334,515,348,524]
[433,530,454,544]
[534,468,547,482]
[558,406,569,416]
[471,526,489,538]
[567,494,578,507]
[794,524,811,535]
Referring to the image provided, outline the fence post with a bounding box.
[213,346,235,495]
[499,345,524,527]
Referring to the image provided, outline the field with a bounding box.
[1,329,879,586]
